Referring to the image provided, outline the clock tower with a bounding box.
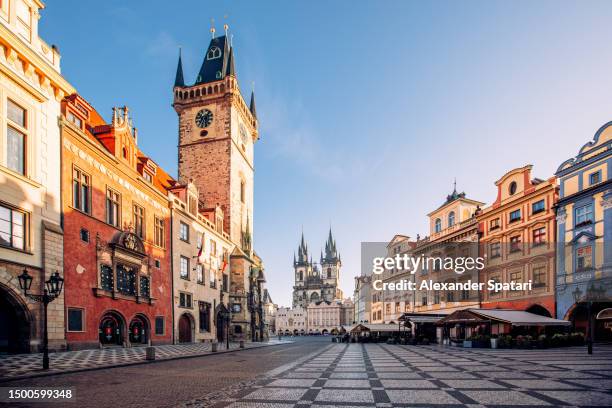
[172,33,258,248]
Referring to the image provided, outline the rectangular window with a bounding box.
[179,292,192,308]
[154,216,165,247]
[72,168,91,213]
[155,316,164,335]
[533,266,546,287]
[447,291,455,302]
[66,111,83,128]
[532,200,545,214]
[140,276,150,298]
[433,291,440,304]
[210,239,217,256]
[143,172,153,183]
[209,267,216,288]
[199,301,211,332]
[100,265,113,291]
[576,246,593,271]
[7,126,25,175]
[196,264,204,284]
[490,242,501,258]
[179,222,189,242]
[510,236,522,253]
[80,228,89,243]
[7,99,26,126]
[510,271,522,283]
[116,264,136,296]
[222,274,228,292]
[575,204,594,226]
[490,218,500,230]
[180,256,189,280]
[509,209,521,223]
[133,204,145,239]
[589,171,601,186]
[533,227,546,246]
[105,188,121,227]
[67,308,84,332]
[0,204,26,250]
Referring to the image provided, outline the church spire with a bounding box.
[174,48,185,87]
[226,46,236,76]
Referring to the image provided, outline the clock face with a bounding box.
[239,123,248,145]
[195,109,213,128]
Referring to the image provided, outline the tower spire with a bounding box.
[249,88,257,119]
[174,48,185,87]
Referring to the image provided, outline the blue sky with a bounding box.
[42,1,612,307]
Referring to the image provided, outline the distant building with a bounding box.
[353,274,373,324]
[262,289,277,336]
[555,122,612,341]
[381,235,416,323]
[306,298,353,334]
[276,306,307,335]
[292,230,343,308]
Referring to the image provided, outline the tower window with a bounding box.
[207,46,221,60]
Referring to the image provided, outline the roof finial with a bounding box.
[210,18,216,39]
[224,23,229,36]
[453,177,457,193]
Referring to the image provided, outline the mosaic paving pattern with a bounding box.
[0,340,291,380]
[207,343,612,408]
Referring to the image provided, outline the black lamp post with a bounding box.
[219,276,230,350]
[572,285,592,355]
[18,269,64,370]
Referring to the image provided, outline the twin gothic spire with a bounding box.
[294,229,341,267]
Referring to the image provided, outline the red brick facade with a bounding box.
[61,95,174,349]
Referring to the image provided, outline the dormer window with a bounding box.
[207,46,221,60]
[143,172,152,183]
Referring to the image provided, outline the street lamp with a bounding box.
[572,285,592,355]
[18,269,64,370]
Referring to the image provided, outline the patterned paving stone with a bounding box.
[208,343,612,408]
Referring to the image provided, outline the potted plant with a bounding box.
[537,334,548,349]
[491,334,499,349]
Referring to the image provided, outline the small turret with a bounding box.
[174,48,185,87]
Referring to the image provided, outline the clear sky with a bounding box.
[42,1,612,307]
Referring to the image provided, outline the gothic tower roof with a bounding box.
[295,232,310,266]
[196,35,231,85]
[322,228,339,263]
[249,90,257,119]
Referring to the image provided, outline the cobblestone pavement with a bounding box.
[208,343,612,408]
[0,337,327,408]
[0,340,291,380]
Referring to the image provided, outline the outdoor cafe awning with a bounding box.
[437,309,571,327]
[400,313,449,324]
[471,309,571,326]
[350,323,402,333]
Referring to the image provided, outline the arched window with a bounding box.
[327,268,332,278]
[207,46,222,60]
[448,211,455,227]
[434,218,442,233]
[240,180,245,203]
[298,271,303,281]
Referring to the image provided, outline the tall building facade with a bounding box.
[0,0,73,353]
[412,186,483,314]
[478,165,557,317]
[292,230,343,308]
[61,97,173,349]
[168,182,233,344]
[555,122,612,341]
[172,32,267,341]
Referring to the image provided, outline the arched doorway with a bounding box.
[178,313,194,343]
[99,311,125,346]
[216,312,225,343]
[129,315,149,345]
[0,284,31,353]
[526,304,552,317]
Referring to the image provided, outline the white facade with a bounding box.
[0,0,74,352]
[275,306,307,335]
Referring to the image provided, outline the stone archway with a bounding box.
[128,314,149,345]
[0,283,31,353]
[99,310,126,346]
